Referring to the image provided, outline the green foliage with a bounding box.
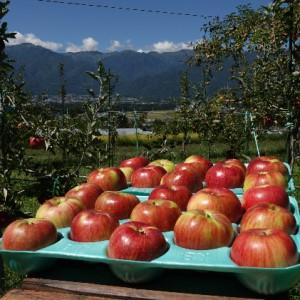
[0,1,31,214]
[175,71,193,156]
[25,61,121,200]
[192,2,300,165]
[86,61,120,166]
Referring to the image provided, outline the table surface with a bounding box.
[0,259,289,300]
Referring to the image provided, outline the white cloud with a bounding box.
[107,39,133,52]
[108,40,122,51]
[66,37,99,52]
[7,32,195,54]
[151,40,193,53]
[7,32,63,51]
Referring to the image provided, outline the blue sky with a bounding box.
[6,0,271,53]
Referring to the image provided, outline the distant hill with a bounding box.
[6,43,232,100]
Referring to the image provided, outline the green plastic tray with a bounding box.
[121,187,153,196]
[1,195,300,295]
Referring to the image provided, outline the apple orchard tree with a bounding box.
[0,0,33,216]
[193,1,300,167]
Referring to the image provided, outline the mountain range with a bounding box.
[6,43,231,100]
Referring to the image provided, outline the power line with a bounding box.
[34,0,212,18]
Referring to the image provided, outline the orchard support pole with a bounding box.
[248,112,261,157]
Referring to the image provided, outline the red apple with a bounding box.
[242,185,289,210]
[174,209,234,250]
[130,199,181,231]
[149,159,175,173]
[87,167,127,191]
[107,221,168,261]
[119,167,134,184]
[131,166,166,188]
[65,183,103,209]
[148,185,192,211]
[175,162,205,182]
[29,136,45,149]
[95,191,140,220]
[262,115,274,128]
[35,197,84,228]
[247,156,287,176]
[240,203,296,234]
[161,169,203,192]
[187,187,243,223]
[70,210,119,242]
[205,161,245,189]
[224,159,246,176]
[2,218,57,250]
[144,165,167,178]
[243,171,286,191]
[184,155,213,174]
[119,156,149,170]
[231,229,299,268]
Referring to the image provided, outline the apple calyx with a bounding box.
[258,230,269,237]
[205,212,212,219]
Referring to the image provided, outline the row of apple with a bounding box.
[2,200,298,269]
[86,155,288,193]
[2,188,297,267]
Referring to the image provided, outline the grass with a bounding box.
[0,134,299,298]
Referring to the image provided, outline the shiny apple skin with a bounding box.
[247,156,287,176]
[242,185,289,210]
[65,183,103,209]
[131,166,166,188]
[174,209,234,250]
[161,169,203,193]
[187,187,243,223]
[130,199,181,231]
[29,136,45,149]
[35,197,84,228]
[231,228,299,268]
[70,210,119,242]
[2,218,57,250]
[205,162,245,189]
[119,156,149,171]
[144,165,167,178]
[240,203,296,234]
[95,191,140,220]
[119,167,134,184]
[149,159,175,173]
[107,221,168,261]
[243,171,286,191]
[87,167,127,191]
[175,162,205,182]
[148,185,192,211]
[223,159,246,176]
[184,155,213,174]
